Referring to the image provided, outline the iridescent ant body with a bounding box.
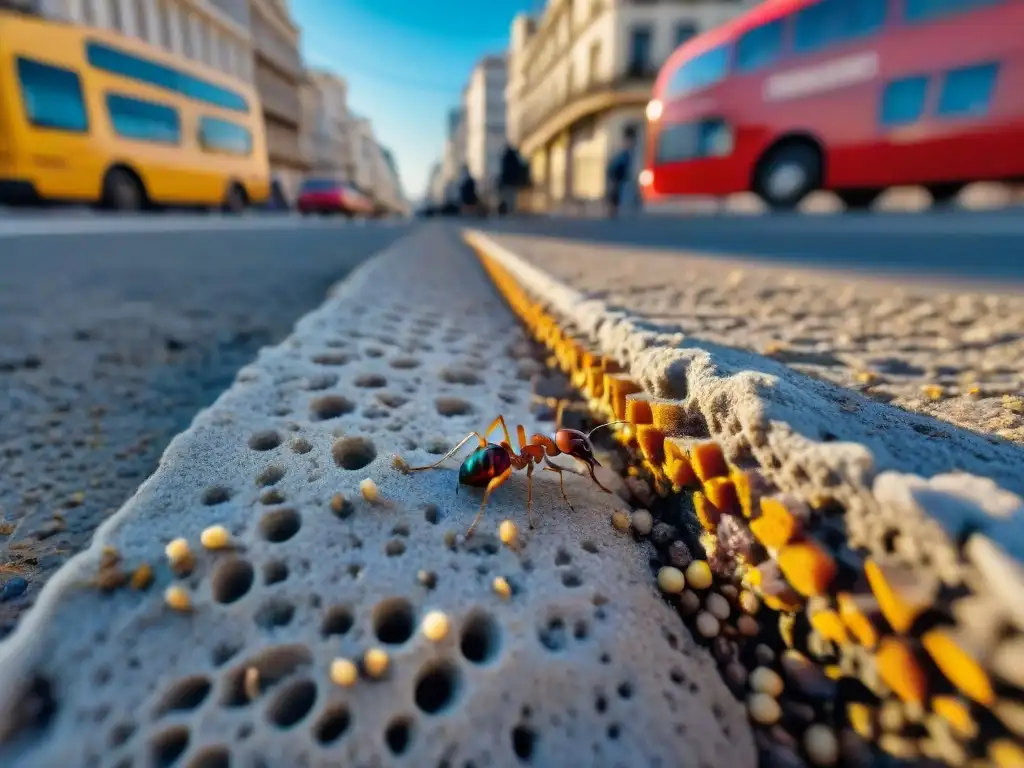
[404,414,621,538]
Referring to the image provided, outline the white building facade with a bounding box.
[303,70,353,179]
[507,0,758,209]
[463,54,507,198]
[29,0,254,82]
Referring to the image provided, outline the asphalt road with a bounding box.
[478,208,1024,288]
[0,217,411,635]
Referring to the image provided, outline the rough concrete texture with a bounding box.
[0,226,754,768]
[0,224,411,638]
[469,231,1024,445]
[463,230,1024,579]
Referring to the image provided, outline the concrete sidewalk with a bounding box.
[0,225,752,767]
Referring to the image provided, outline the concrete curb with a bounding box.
[0,226,754,767]
[463,227,1024,765]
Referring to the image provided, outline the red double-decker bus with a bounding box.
[640,0,1023,210]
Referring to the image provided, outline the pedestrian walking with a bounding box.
[458,165,484,217]
[497,144,528,216]
[605,125,639,219]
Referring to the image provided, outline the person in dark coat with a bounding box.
[497,145,529,215]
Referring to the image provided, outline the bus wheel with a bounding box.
[837,189,881,211]
[101,167,144,212]
[223,183,247,214]
[928,183,964,207]
[755,142,822,211]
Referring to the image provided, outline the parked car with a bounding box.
[297,178,373,217]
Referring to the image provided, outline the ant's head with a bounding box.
[554,428,599,469]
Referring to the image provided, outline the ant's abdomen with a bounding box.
[459,444,511,487]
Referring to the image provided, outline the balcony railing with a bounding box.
[256,62,302,126]
[252,15,304,79]
[519,66,658,149]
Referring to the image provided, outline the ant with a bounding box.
[403,406,624,538]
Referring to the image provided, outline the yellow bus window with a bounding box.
[198,117,252,156]
[105,93,181,144]
[16,58,89,133]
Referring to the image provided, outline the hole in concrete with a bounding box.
[186,746,231,768]
[365,346,384,358]
[321,606,354,637]
[460,611,501,665]
[290,438,313,455]
[150,726,190,767]
[260,489,286,505]
[220,645,312,707]
[108,722,135,747]
[561,570,583,588]
[581,541,599,554]
[385,539,406,557]
[254,599,295,629]
[263,560,289,585]
[574,620,589,640]
[248,431,281,452]
[436,397,473,417]
[211,558,254,604]
[312,353,351,366]
[384,715,414,755]
[311,395,355,421]
[617,681,633,699]
[391,523,410,537]
[354,373,387,388]
[554,548,572,566]
[512,724,537,762]
[390,357,420,370]
[256,465,285,487]
[440,367,482,385]
[313,703,351,745]
[373,598,415,644]
[538,618,567,652]
[201,486,232,506]
[212,642,242,667]
[306,373,338,391]
[153,676,211,717]
[424,438,450,455]
[331,436,377,470]
[376,393,408,408]
[266,679,317,728]
[422,504,440,524]
[413,662,460,715]
[259,508,301,542]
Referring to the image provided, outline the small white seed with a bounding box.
[493,577,512,599]
[657,566,685,594]
[706,593,731,621]
[165,537,191,564]
[630,509,653,535]
[747,692,782,725]
[330,658,358,687]
[685,560,713,590]
[749,666,785,697]
[804,723,840,766]
[611,510,630,531]
[421,610,450,642]
[363,648,389,678]
[695,611,720,638]
[200,525,231,550]
[359,478,379,502]
[498,519,518,545]
[164,585,191,611]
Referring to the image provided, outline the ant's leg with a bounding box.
[406,432,487,472]
[485,415,514,446]
[525,462,536,529]
[541,459,577,514]
[465,467,513,539]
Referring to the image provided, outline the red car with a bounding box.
[297,178,374,217]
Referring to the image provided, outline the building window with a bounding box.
[198,116,253,155]
[105,93,181,143]
[937,61,999,118]
[16,57,89,133]
[627,26,653,75]
[109,0,123,31]
[588,41,601,85]
[157,1,172,49]
[675,22,698,48]
[879,75,929,126]
[734,19,785,73]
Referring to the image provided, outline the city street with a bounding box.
[0,218,411,634]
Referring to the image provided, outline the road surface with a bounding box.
[0,217,411,635]
[478,208,1024,288]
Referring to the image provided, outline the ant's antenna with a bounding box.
[587,420,628,438]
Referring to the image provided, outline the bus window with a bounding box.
[86,41,249,113]
[794,0,887,54]
[879,75,930,126]
[734,19,785,73]
[936,61,999,118]
[198,116,252,155]
[904,0,1003,24]
[16,58,88,133]
[106,94,180,144]
[656,118,731,162]
[666,44,729,97]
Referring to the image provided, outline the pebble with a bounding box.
[329,657,358,687]
[803,724,839,766]
[678,590,701,616]
[668,539,693,569]
[748,692,782,725]
[750,666,784,697]
[695,611,720,638]
[657,566,685,594]
[421,610,450,642]
[363,648,390,678]
[611,510,631,531]
[0,577,28,602]
[630,508,653,535]
[706,592,731,621]
[650,522,677,547]
[737,614,760,637]
[685,560,713,590]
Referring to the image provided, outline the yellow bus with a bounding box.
[0,11,270,211]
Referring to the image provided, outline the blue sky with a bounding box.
[291,0,536,200]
